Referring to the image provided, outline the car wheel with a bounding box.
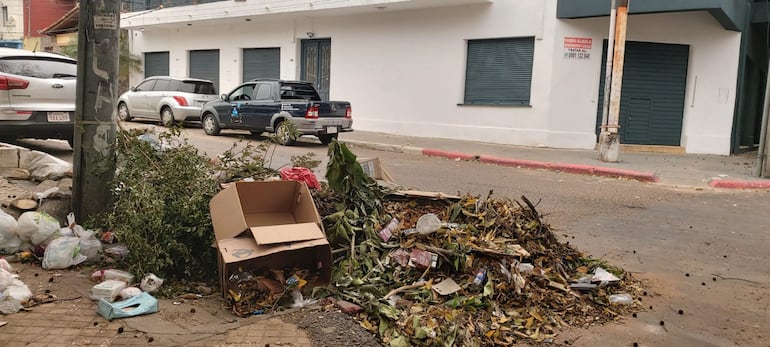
[202,113,221,136]
[161,107,175,127]
[117,102,131,121]
[318,134,337,145]
[275,120,296,146]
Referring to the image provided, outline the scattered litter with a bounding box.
[140,274,163,293]
[90,280,128,302]
[432,278,461,296]
[279,167,321,189]
[609,293,634,305]
[416,213,441,235]
[592,267,621,285]
[118,287,142,300]
[97,292,158,320]
[91,269,135,284]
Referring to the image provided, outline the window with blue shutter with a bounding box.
[464,37,535,106]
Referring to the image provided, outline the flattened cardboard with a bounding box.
[433,278,462,296]
[249,223,324,245]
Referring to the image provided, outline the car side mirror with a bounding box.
[221,93,229,101]
[130,86,136,92]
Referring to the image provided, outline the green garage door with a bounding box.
[243,48,280,82]
[144,52,169,78]
[189,49,220,93]
[596,41,689,146]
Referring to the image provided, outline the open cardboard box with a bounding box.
[209,180,331,297]
[358,157,395,183]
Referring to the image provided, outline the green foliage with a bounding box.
[101,129,220,282]
[290,153,321,169]
[213,140,278,182]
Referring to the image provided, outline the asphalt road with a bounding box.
[9,122,769,347]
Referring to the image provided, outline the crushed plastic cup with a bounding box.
[416,214,441,235]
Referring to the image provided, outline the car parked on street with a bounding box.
[117,76,218,126]
[200,79,352,145]
[0,48,77,146]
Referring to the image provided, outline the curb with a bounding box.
[708,179,770,189]
[340,140,423,156]
[423,150,659,183]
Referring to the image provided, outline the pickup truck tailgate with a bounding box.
[317,101,350,118]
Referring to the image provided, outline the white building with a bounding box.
[121,0,763,156]
[0,0,23,43]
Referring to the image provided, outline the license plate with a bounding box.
[47,112,70,122]
[326,126,338,134]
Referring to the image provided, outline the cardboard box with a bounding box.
[358,157,395,183]
[209,181,331,297]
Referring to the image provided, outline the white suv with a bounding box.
[0,48,77,146]
[117,76,218,126]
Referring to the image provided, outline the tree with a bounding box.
[61,29,141,94]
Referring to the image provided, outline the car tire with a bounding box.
[202,113,221,136]
[161,107,176,127]
[117,102,131,121]
[318,134,337,145]
[275,120,296,146]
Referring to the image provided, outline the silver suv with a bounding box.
[0,48,77,146]
[117,76,218,126]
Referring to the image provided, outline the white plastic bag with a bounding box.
[42,236,87,270]
[0,259,12,272]
[0,268,16,292]
[79,237,103,263]
[118,287,142,300]
[17,211,61,246]
[4,279,32,304]
[0,209,22,254]
[140,274,164,293]
[18,150,72,181]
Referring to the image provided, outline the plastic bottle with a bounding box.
[473,269,487,285]
[609,293,633,305]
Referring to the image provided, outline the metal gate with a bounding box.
[301,39,331,101]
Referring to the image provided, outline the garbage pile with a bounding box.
[310,141,642,346]
[227,268,318,317]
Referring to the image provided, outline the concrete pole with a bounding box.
[72,1,120,222]
[599,0,629,163]
[757,67,770,177]
[597,0,617,156]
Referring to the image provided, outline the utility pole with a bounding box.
[757,63,770,177]
[72,1,120,222]
[597,0,617,156]
[599,0,629,162]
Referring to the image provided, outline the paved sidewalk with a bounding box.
[339,130,770,189]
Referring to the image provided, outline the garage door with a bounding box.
[189,49,220,93]
[144,52,169,78]
[243,48,280,82]
[596,41,689,146]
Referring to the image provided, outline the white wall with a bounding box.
[128,0,742,155]
[0,0,24,40]
[549,11,741,154]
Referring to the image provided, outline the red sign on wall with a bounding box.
[564,37,592,60]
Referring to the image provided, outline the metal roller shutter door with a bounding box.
[595,41,689,146]
[144,52,169,78]
[243,48,280,82]
[189,49,220,93]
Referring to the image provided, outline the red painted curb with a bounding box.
[422,148,478,161]
[479,155,658,182]
[708,179,770,189]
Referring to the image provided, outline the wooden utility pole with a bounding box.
[597,0,617,155]
[758,68,770,177]
[599,0,629,163]
[72,1,120,222]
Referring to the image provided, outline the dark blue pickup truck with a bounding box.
[200,79,352,145]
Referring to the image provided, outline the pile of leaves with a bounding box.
[318,141,643,346]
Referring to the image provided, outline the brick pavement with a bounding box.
[0,263,314,347]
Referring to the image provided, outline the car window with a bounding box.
[153,79,170,91]
[135,79,156,92]
[180,81,216,95]
[280,83,321,101]
[229,84,255,101]
[0,57,76,79]
[254,83,273,101]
